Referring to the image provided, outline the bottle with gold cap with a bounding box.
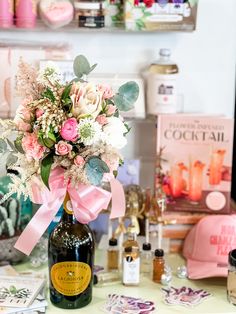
[48,193,95,309]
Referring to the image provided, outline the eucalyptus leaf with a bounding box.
[6,153,18,167]
[0,139,7,153]
[40,153,54,189]
[73,55,97,79]
[85,156,109,186]
[6,139,17,152]
[113,81,139,111]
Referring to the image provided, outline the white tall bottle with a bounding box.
[147,48,179,115]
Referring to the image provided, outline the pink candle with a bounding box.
[0,0,14,28]
[15,0,37,28]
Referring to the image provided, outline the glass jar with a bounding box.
[74,0,105,28]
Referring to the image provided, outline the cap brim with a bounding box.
[186,258,228,279]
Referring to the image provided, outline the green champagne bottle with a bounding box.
[48,193,95,309]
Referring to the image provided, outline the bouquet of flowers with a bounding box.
[0,55,139,255]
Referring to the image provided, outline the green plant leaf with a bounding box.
[40,153,54,189]
[6,139,17,152]
[85,156,109,186]
[41,88,55,102]
[14,136,24,154]
[61,83,72,102]
[6,153,18,167]
[73,55,97,79]
[189,0,198,7]
[113,81,139,111]
[0,139,7,153]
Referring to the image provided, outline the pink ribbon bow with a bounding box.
[14,167,125,255]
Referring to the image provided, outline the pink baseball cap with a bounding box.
[183,215,236,279]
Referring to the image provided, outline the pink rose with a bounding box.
[97,84,114,99]
[36,109,44,118]
[96,114,108,125]
[107,105,116,116]
[60,118,78,142]
[22,132,46,161]
[74,155,85,166]
[55,141,72,156]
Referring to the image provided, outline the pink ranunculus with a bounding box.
[96,114,108,125]
[36,109,44,118]
[55,141,72,156]
[22,132,46,161]
[74,155,85,166]
[97,84,114,99]
[107,104,116,116]
[60,118,78,142]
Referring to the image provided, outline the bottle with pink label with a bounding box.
[15,0,37,28]
[0,0,14,28]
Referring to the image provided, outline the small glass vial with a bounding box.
[141,243,152,276]
[123,246,140,286]
[107,237,119,271]
[227,249,236,305]
[153,248,165,283]
[94,271,121,287]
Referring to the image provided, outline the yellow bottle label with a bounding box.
[51,261,91,296]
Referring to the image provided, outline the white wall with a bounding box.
[1,0,236,187]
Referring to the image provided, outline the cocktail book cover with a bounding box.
[157,114,234,213]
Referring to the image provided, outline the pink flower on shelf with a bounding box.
[35,109,44,118]
[107,104,116,116]
[96,114,108,125]
[143,0,154,7]
[22,133,46,161]
[60,118,78,142]
[55,141,72,156]
[97,84,114,99]
[74,155,85,166]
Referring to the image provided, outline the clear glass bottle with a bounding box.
[227,249,236,305]
[93,271,121,287]
[141,242,152,276]
[147,48,179,115]
[107,237,119,271]
[122,231,140,286]
[153,248,165,283]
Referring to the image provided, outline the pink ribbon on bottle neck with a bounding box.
[14,167,125,256]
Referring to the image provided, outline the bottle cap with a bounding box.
[142,243,151,251]
[124,246,132,253]
[159,48,171,57]
[109,238,118,246]
[154,248,164,257]
[229,249,236,267]
[93,274,98,285]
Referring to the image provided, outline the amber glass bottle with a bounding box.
[48,194,95,309]
[153,249,165,283]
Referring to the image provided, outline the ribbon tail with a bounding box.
[109,178,126,219]
[14,197,63,256]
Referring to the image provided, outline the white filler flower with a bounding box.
[102,117,127,149]
[78,118,102,146]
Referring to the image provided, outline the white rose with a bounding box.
[102,117,127,149]
[71,82,102,118]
